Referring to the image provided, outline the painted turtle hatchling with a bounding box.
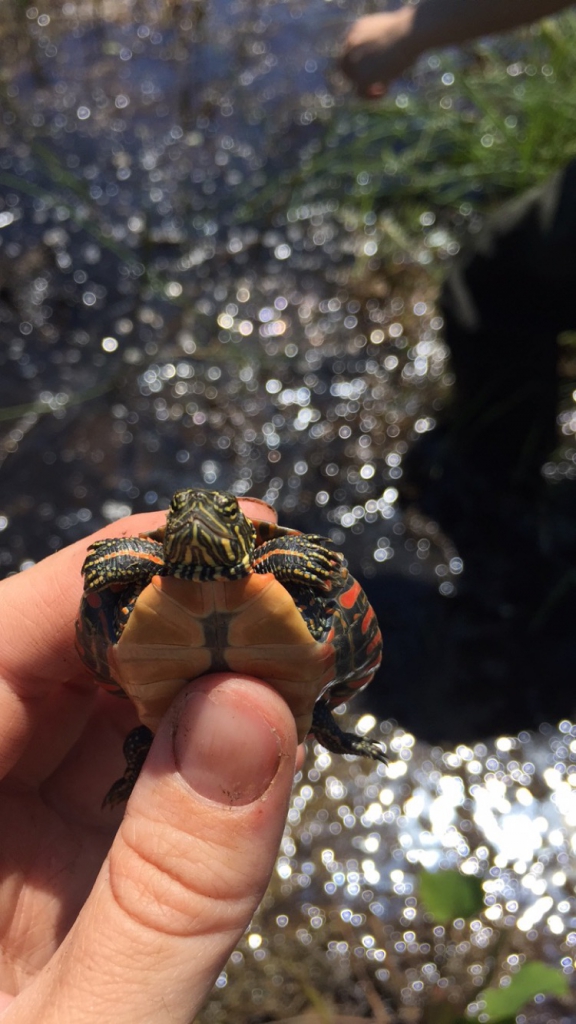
[76,488,385,806]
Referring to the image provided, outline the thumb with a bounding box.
[5,675,298,1024]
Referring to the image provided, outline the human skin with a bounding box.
[340,0,574,97]
[0,498,301,1024]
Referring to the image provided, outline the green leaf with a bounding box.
[479,962,569,1022]
[418,869,484,923]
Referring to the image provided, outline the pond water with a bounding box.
[0,0,447,568]
[0,0,464,728]
[204,720,576,1023]
[1,3,576,1019]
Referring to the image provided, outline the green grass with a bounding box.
[332,12,573,201]
[270,11,576,248]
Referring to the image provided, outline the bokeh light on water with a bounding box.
[200,715,576,1022]
[0,0,456,597]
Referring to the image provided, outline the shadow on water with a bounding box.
[366,160,576,741]
[0,0,575,744]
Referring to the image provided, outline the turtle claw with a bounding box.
[103,725,154,809]
[311,701,387,765]
[102,777,137,810]
[347,736,389,765]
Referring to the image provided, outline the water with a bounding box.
[203,717,576,1022]
[0,0,452,589]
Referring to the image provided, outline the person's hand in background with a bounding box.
[340,9,418,98]
[340,1,572,98]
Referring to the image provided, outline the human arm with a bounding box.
[0,501,299,1023]
[341,0,574,97]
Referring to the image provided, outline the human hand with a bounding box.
[0,499,299,1024]
[340,9,419,98]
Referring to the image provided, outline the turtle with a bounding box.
[76,488,385,807]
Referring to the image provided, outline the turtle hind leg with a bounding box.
[311,701,387,765]
[103,725,154,809]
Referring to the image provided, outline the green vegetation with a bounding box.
[419,868,484,924]
[330,21,576,200]
[479,961,569,1022]
[417,870,568,1022]
[266,10,576,260]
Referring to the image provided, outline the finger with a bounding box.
[0,512,167,781]
[0,498,278,779]
[2,675,297,1024]
[237,496,275,521]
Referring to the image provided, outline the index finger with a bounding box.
[0,496,277,775]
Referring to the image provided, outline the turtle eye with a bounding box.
[213,491,240,519]
[171,489,192,513]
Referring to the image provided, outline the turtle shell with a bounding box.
[77,515,382,744]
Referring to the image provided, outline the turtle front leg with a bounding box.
[252,535,345,590]
[81,536,165,592]
[103,725,154,809]
[311,700,387,765]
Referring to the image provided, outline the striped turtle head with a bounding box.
[163,489,256,580]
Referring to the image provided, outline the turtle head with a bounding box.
[163,489,256,580]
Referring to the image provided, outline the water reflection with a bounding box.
[0,0,454,599]
[198,715,576,1022]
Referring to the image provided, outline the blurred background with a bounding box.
[2,2,576,1020]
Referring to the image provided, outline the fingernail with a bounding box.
[173,686,282,805]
